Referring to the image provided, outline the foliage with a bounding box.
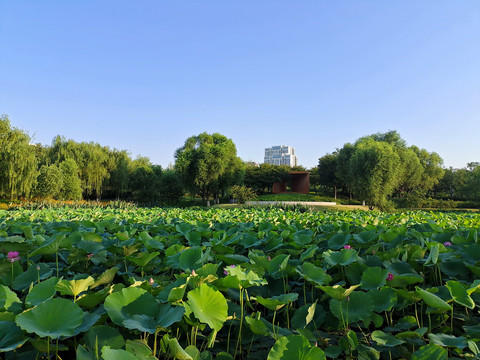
[0,115,38,199]
[174,132,241,205]
[230,185,257,204]
[1,207,480,358]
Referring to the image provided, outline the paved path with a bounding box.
[245,201,337,206]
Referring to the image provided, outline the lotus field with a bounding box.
[1,207,480,359]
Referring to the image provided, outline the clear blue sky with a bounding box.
[1,1,479,169]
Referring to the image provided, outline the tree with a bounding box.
[0,115,37,199]
[130,165,162,203]
[410,146,445,194]
[317,153,339,199]
[349,138,401,210]
[159,170,184,206]
[58,159,82,200]
[174,132,240,206]
[35,164,63,199]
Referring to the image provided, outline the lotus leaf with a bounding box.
[267,335,326,360]
[255,293,298,311]
[415,287,452,311]
[411,344,447,359]
[297,263,332,287]
[15,298,84,338]
[0,321,28,352]
[55,276,95,298]
[187,283,227,332]
[101,346,137,360]
[84,325,125,351]
[25,277,60,307]
[322,249,358,266]
[104,286,157,326]
[330,291,374,324]
[445,280,475,309]
[360,267,389,290]
[428,333,468,349]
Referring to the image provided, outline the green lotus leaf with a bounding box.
[187,283,228,333]
[104,287,155,326]
[101,346,137,360]
[297,263,332,287]
[360,267,389,290]
[267,335,326,360]
[0,321,28,352]
[369,287,397,312]
[224,266,267,289]
[74,309,103,336]
[29,234,65,257]
[12,263,53,291]
[245,315,269,335]
[327,233,350,250]
[85,325,125,351]
[268,254,290,277]
[128,251,160,268]
[185,231,202,246]
[411,344,447,359]
[15,298,84,339]
[123,303,185,333]
[322,249,358,266]
[255,293,298,311]
[81,232,103,242]
[91,267,119,288]
[55,276,94,298]
[179,247,203,271]
[291,302,320,329]
[428,333,468,349]
[161,334,193,360]
[319,284,360,300]
[371,330,404,347]
[357,344,380,360]
[0,284,23,313]
[329,291,374,324]
[25,277,60,307]
[125,340,157,360]
[415,287,452,311]
[445,280,475,309]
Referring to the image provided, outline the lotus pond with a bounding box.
[1,207,480,359]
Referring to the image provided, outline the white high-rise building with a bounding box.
[264,145,298,167]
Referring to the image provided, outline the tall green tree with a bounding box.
[174,132,240,206]
[349,138,401,210]
[58,159,83,200]
[317,152,339,199]
[0,115,37,199]
[35,164,63,199]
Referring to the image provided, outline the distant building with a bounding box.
[264,145,298,167]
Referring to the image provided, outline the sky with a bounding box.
[1,1,479,169]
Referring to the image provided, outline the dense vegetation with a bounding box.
[1,207,480,359]
[1,115,478,210]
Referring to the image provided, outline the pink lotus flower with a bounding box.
[443,241,452,246]
[191,270,197,276]
[149,278,155,286]
[387,273,394,281]
[7,251,20,263]
[343,245,352,250]
[86,253,94,259]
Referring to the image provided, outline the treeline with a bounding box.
[2,115,479,209]
[0,116,182,204]
[316,131,479,209]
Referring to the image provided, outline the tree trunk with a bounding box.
[334,185,337,200]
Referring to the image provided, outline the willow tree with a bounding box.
[0,116,37,199]
[174,132,240,206]
[349,138,401,210]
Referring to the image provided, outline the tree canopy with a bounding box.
[174,132,242,205]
